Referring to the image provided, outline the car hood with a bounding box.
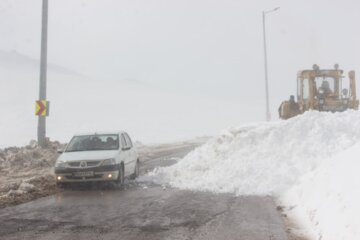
[57,150,118,162]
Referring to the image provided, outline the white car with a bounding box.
[54,131,139,185]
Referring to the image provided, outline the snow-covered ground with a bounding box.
[0,50,257,148]
[142,111,360,240]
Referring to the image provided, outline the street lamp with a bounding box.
[38,0,48,147]
[262,7,279,121]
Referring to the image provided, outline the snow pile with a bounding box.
[0,141,61,208]
[6,182,35,197]
[0,174,57,208]
[0,141,62,171]
[143,110,360,239]
[281,142,360,240]
[144,111,360,196]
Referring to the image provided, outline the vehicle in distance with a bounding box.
[278,64,359,119]
[54,131,139,186]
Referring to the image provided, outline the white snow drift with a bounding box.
[143,111,360,240]
[282,142,360,240]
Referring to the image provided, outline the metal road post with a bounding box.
[262,7,279,122]
[38,0,48,147]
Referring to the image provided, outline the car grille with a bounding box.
[66,174,103,180]
[67,160,102,168]
[68,162,80,167]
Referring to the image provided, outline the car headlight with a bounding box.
[101,158,116,166]
[55,161,68,168]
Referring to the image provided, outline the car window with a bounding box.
[124,133,133,148]
[120,134,127,148]
[65,134,119,152]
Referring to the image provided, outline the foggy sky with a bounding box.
[1,0,360,120]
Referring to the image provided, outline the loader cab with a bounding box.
[297,76,309,101]
[297,76,312,111]
[280,64,359,120]
[297,66,342,105]
[314,76,336,97]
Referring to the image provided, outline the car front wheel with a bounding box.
[131,159,140,179]
[117,163,125,185]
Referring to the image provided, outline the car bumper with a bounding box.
[54,164,120,183]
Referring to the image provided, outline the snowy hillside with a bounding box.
[143,111,360,239]
[0,50,253,147]
[0,50,80,75]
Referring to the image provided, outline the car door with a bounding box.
[124,133,137,173]
[120,133,131,176]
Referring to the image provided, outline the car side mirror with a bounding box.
[57,149,64,154]
[122,146,131,151]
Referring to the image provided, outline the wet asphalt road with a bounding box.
[0,142,288,240]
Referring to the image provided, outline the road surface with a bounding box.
[0,142,289,240]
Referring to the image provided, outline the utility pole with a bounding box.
[38,0,48,147]
[262,7,279,122]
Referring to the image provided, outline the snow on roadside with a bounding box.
[0,141,62,208]
[142,110,360,239]
[143,111,360,195]
[281,142,360,240]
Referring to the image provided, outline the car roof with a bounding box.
[73,131,126,136]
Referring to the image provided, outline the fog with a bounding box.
[1,0,360,144]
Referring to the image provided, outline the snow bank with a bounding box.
[281,142,360,240]
[142,111,360,239]
[0,141,61,208]
[144,111,360,195]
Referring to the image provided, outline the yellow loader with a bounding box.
[279,64,359,119]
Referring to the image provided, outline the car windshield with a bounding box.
[65,134,119,152]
